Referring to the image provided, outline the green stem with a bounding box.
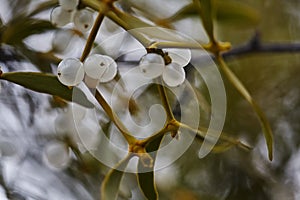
[95,90,136,145]
[149,41,205,50]
[109,8,153,47]
[194,0,217,45]
[156,79,175,121]
[80,11,105,62]
[78,7,136,145]
[139,125,173,146]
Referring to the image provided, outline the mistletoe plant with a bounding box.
[0,0,275,199]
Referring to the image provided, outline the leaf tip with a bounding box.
[269,153,273,161]
[268,145,273,161]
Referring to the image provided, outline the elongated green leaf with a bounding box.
[194,0,215,43]
[137,135,164,200]
[28,0,57,17]
[168,1,260,28]
[108,10,151,30]
[101,156,131,200]
[19,47,60,73]
[217,56,273,160]
[0,72,94,108]
[195,128,252,152]
[106,9,154,47]
[137,161,158,200]
[216,1,260,27]
[167,3,197,22]
[210,143,234,153]
[1,16,55,45]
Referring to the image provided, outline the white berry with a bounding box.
[166,48,191,67]
[139,53,164,79]
[83,54,117,83]
[99,55,118,82]
[162,63,185,87]
[73,9,94,32]
[59,0,79,11]
[57,58,84,86]
[50,6,72,27]
[83,54,109,79]
[43,141,70,169]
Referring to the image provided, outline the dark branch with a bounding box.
[223,32,300,58]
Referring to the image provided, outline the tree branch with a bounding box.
[223,32,300,58]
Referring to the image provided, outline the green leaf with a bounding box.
[168,1,260,28]
[210,143,234,153]
[216,1,260,27]
[167,3,198,22]
[101,155,131,200]
[20,46,60,72]
[28,0,57,17]
[137,161,158,200]
[195,127,252,152]
[193,0,216,43]
[217,56,273,161]
[136,135,164,200]
[110,8,152,30]
[0,72,94,108]
[106,9,154,47]
[1,16,55,45]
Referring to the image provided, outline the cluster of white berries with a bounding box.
[51,0,94,33]
[139,49,191,87]
[57,54,118,87]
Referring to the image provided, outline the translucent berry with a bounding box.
[139,53,164,79]
[99,55,118,82]
[50,6,72,27]
[73,9,94,32]
[57,58,84,86]
[59,0,79,11]
[166,48,191,67]
[43,141,70,169]
[52,29,74,52]
[162,63,185,87]
[83,54,109,79]
[83,54,117,83]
